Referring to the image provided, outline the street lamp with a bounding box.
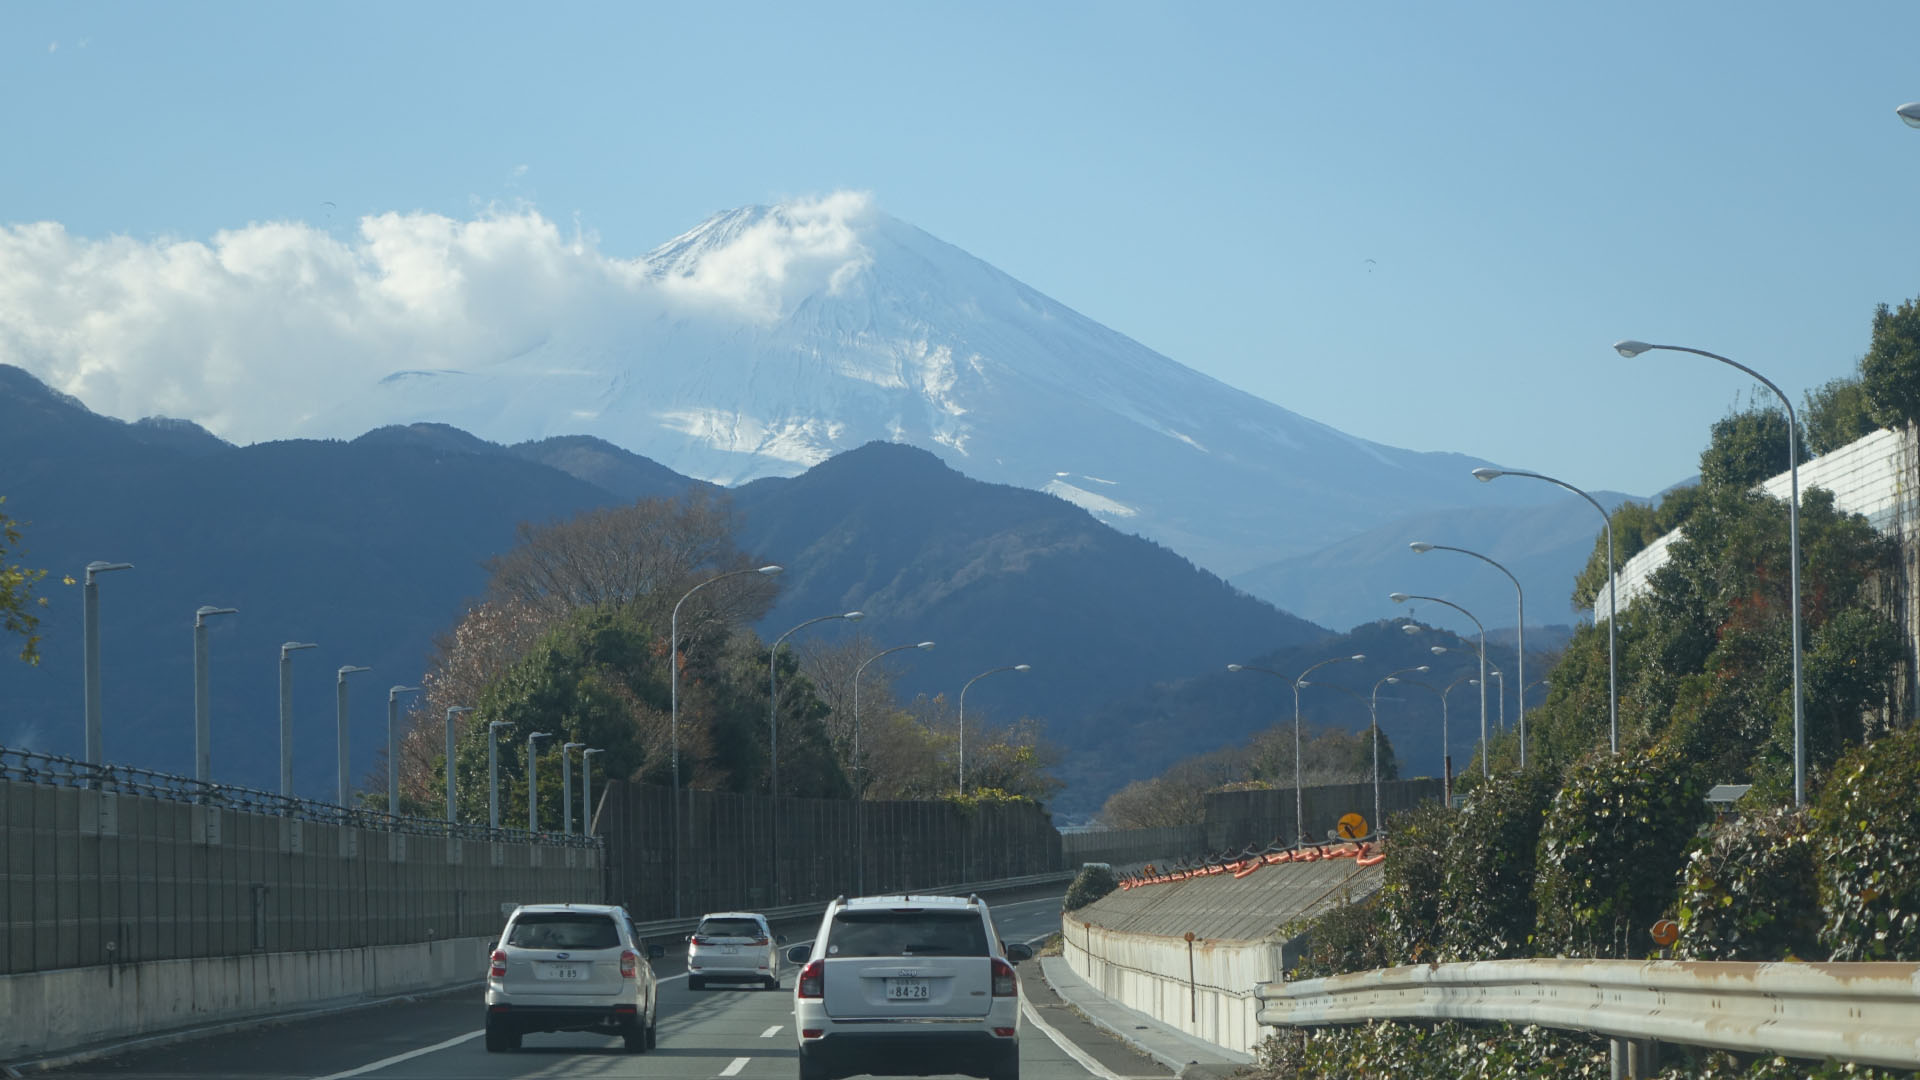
[1392,595,1490,778]
[770,610,864,800]
[1229,652,1365,843]
[1615,339,1805,805]
[581,747,604,835]
[335,665,371,807]
[1394,674,1474,804]
[1409,542,1528,767]
[958,664,1031,795]
[387,686,420,820]
[444,706,475,823]
[487,720,510,828]
[192,605,239,784]
[1474,466,1617,754]
[1899,102,1920,128]
[81,560,133,767]
[527,731,553,833]
[561,742,585,835]
[1300,663,1426,837]
[278,642,318,796]
[852,640,935,894]
[670,564,782,918]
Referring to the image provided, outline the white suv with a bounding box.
[485,903,664,1052]
[787,894,1034,1080]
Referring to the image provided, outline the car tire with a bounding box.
[764,975,780,990]
[799,1048,832,1080]
[646,1010,660,1049]
[484,1020,519,1053]
[623,1020,648,1053]
[988,1047,1020,1080]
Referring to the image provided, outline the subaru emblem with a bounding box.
[556,952,570,960]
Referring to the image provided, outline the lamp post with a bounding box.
[852,641,935,894]
[192,605,239,784]
[561,742,585,835]
[670,564,782,918]
[957,664,1031,795]
[1409,542,1528,767]
[1616,340,1805,804]
[444,706,474,823]
[1473,467,1617,753]
[769,610,863,800]
[527,731,553,833]
[1395,675,1474,804]
[1228,653,1365,844]
[81,560,133,767]
[1299,664,1425,838]
[1392,595,1490,777]
[487,720,510,829]
[278,642,318,796]
[581,747,604,836]
[387,686,420,820]
[1898,102,1920,127]
[334,665,371,807]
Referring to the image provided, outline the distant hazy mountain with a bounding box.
[299,201,1571,579]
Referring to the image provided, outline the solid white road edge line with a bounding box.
[1018,988,1123,1080]
[309,1030,483,1080]
[720,1056,752,1076]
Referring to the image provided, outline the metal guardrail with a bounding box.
[0,744,601,849]
[627,870,1077,942]
[1255,958,1920,1069]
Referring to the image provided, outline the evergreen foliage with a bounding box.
[1803,375,1881,455]
[1814,726,1920,962]
[1061,862,1118,911]
[1673,805,1822,961]
[1861,297,1920,430]
[1438,767,1556,961]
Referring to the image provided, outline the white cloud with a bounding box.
[0,193,880,443]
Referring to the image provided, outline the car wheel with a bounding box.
[623,1019,648,1053]
[646,1009,659,1049]
[764,975,780,991]
[988,1046,1020,1080]
[689,976,706,990]
[799,1048,832,1080]
[484,1019,519,1053]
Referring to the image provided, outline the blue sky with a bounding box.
[6,1,1920,497]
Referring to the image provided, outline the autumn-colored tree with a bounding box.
[1,496,50,665]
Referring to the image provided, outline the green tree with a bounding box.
[1698,405,1806,493]
[1803,374,1880,455]
[1673,806,1822,962]
[0,497,50,664]
[1814,725,1920,962]
[1438,767,1556,961]
[1861,297,1920,429]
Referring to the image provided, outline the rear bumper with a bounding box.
[487,1002,639,1033]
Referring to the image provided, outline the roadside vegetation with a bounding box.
[1236,298,1920,1078]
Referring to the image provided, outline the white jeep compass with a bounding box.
[787,894,1034,1080]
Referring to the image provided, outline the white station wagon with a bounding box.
[787,894,1033,1080]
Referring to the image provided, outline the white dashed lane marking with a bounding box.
[720,1056,752,1076]
[760,1025,783,1038]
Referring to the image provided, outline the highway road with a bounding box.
[41,893,1169,1080]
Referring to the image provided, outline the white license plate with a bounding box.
[536,962,589,980]
[720,946,738,954]
[886,980,931,1000]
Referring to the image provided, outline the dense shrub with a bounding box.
[1673,805,1822,961]
[1256,1020,1608,1079]
[1061,862,1118,912]
[1378,801,1454,964]
[1814,725,1920,961]
[1534,743,1710,958]
[1284,896,1389,980]
[1440,768,1557,960]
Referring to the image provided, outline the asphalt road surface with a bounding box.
[40,893,1169,1080]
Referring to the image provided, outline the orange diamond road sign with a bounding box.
[1337,813,1369,840]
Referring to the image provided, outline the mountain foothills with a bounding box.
[0,364,1333,813]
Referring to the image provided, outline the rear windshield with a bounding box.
[826,910,988,957]
[699,917,764,938]
[507,913,621,950]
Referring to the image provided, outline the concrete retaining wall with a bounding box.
[0,935,490,1062]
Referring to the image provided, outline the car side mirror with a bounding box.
[486,940,496,951]
[786,944,812,965]
[1005,943,1034,962]
[776,934,789,946]
[647,943,666,960]
[686,933,696,942]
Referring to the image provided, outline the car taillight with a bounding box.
[991,957,1016,997]
[489,949,507,978]
[797,959,825,998]
[692,936,710,947]
[752,936,769,946]
[620,950,639,978]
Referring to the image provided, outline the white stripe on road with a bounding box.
[760,1025,783,1038]
[1018,993,1123,1080]
[720,1056,752,1076]
[310,1030,483,1080]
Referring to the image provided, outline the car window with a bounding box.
[826,910,988,957]
[507,912,621,949]
[698,917,765,938]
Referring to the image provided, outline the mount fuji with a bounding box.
[300,197,1543,580]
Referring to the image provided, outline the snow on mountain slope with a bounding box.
[301,195,1540,576]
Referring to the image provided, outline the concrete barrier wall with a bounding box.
[1062,826,1206,869]
[1062,910,1276,1056]
[0,935,492,1061]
